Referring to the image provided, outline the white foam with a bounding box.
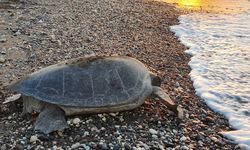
[170,9,250,148]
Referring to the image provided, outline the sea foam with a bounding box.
[170,10,250,148]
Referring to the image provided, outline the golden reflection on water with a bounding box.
[156,0,250,13]
[178,0,201,7]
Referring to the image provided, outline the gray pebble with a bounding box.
[98,142,108,150]
[71,142,81,149]
[0,144,6,150]
[0,57,5,63]
[180,145,189,150]
[0,38,6,43]
[124,143,131,150]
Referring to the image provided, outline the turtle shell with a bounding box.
[10,56,152,107]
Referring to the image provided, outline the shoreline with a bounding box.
[0,0,236,149]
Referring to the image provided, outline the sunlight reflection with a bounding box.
[156,0,250,13]
[179,0,201,7]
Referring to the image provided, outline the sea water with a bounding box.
[169,0,250,148]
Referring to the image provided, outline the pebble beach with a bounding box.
[0,0,238,149]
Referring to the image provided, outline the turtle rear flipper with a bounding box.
[152,86,184,119]
[35,104,69,134]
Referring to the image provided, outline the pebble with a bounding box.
[180,136,187,142]
[30,135,39,143]
[163,140,174,147]
[15,144,24,150]
[124,143,131,150]
[97,142,108,150]
[0,144,6,150]
[180,145,189,150]
[71,142,81,149]
[113,145,120,150]
[149,129,158,135]
[210,136,219,143]
[0,38,7,43]
[89,142,97,148]
[0,57,5,63]
[14,31,21,36]
[152,134,158,139]
[198,140,203,146]
[172,129,178,134]
[1,50,6,54]
[72,118,81,125]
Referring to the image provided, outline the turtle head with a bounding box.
[149,72,162,87]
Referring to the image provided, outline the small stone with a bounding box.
[52,145,57,150]
[0,38,6,43]
[97,142,108,150]
[113,145,120,150]
[57,40,62,46]
[91,126,99,132]
[210,136,219,143]
[83,144,90,150]
[109,113,117,116]
[72,118,81,125]
[102,116,106,122]
[163,140,174,147]
[149,129,158,135]
[57,131,64,137]
[205,116,214,123]
[83,131,90,137]
[180,145,189,150]
[14,31,21,36]
[198,140,203,146]
[124,143,131,150]
[0,144,6,150]
[89,142,97,148]
[0,57,5,63]
[50,34,56,41]
[15,144,24,150]
[176,82,180,87]
[180,136,187,142]
[37,133,53,141]
[71,142,81,149]
[67,120,71,125]
[152,134,158,139]
[172,129,178,134]
[30,135,39,143]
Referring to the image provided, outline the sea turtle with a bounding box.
[9,56,182,134]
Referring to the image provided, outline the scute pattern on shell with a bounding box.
[10,57,152,107]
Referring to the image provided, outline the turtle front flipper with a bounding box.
[35,104,69,134]
[152,86,184,119]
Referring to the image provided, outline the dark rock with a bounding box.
[163,140,174,147]
[113,145,120,150]
[124,143,131,150]
[15,144,24,150]
[97,143,108,150]
[37,133,54,141]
